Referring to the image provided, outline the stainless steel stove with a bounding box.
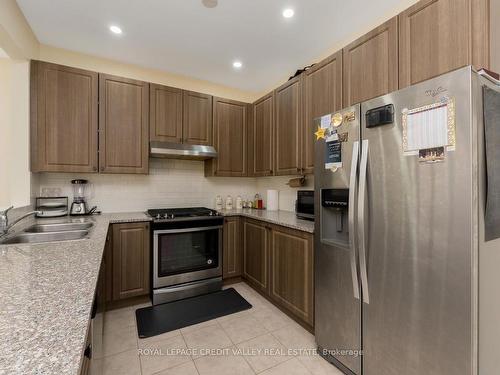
[146,207,224,305]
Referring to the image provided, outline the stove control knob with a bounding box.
[170,214,175,219]
[156,214,161,220]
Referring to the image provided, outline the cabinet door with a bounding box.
[112,222,150,300]
[150,83,183,143]
[270,226,314,326]
[183,91,213,145]
[209,97,248,177]
[99,74,149,174]
[30,61,98,173]
[399,0,489,88]
[223,217,242,279]
[248,92,274,177]
[243,219,269,293]
[104,229,113,303]
[274,76,303,176]
[343,17,398,106]
[303,52,343,174]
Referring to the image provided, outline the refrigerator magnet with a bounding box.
[320,114,332,129]
[402,98,456,156]
[315,125,327,140]
[332,112,343,127]
[325,134,342,171]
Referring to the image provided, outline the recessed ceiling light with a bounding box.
[282,8,294,18]
[109,25,122,34]
[233,61,243,69]
[202,0,218,8]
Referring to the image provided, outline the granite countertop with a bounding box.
[218,208,315,233]
[0,209,312,375]
[0,212,150,375]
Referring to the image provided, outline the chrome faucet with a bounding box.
[0,206,41,237]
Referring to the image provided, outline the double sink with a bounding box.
[0,221,93,245]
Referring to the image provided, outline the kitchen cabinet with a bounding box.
[30,61,98,173]
[274,75,303,176]
[243,219,270,293]
[206,97,248,177]
[183,90,213,145]
[104,229,113,303]
[223,217,242,279]
[343,17,399,106]
[248,92,274,177]
[79,325,92,375]
[269,225,314,326]
[150,83,183,143]
[99,74,149,174]
[112,222,150,300]
[302,51,343,174]
[399,0,490,88]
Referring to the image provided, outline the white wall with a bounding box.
[35,159,309,213]
[257,175,314,212]
[0,57,32,209]
[0,58,11,208]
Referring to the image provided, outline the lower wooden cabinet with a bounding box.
[269,225,314,326]
[243,219,270,293]
[242,218,314,327]
[110,222,150,301]
[223,217,243,279]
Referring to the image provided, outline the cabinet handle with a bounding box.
[84,345,92,359]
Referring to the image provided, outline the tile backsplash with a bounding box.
[35,159,313,213]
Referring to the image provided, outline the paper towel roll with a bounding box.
[267,190,279,211]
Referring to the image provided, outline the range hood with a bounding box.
[149,141,217,160]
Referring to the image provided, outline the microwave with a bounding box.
[296,190,315,221]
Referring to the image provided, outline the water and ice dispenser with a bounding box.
[321,188,350,247]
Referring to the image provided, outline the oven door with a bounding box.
[153,224,223,288]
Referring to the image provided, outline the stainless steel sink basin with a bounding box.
[24,222,94,233]
[0,230,89,245]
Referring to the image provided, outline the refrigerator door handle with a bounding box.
[348,141,361,300]
[358,139,370,304]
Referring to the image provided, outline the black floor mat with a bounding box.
[135,288,252,338]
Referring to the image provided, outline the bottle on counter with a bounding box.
[254,193,260,208]
[215,195,223,210]
[236,196,243,209]
[225,195,233,210]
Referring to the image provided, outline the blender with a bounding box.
[70,179,89,215]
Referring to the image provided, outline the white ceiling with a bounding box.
[17,0,406,93]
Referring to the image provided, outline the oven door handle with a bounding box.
[154,225,223,235]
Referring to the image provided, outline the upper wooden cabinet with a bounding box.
[206,97,248,177]
[248,92,274,177]
[150,84,183,143]
[99,74,149,174]
[343,17,399,106]
[302,52,343,174]
[274,75,303,176]
[399,0,490,88]
[183,91,213,145]
[30,61,98,173]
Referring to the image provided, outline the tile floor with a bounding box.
[97,282,343,375]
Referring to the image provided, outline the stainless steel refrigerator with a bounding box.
[314,66,500,375]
